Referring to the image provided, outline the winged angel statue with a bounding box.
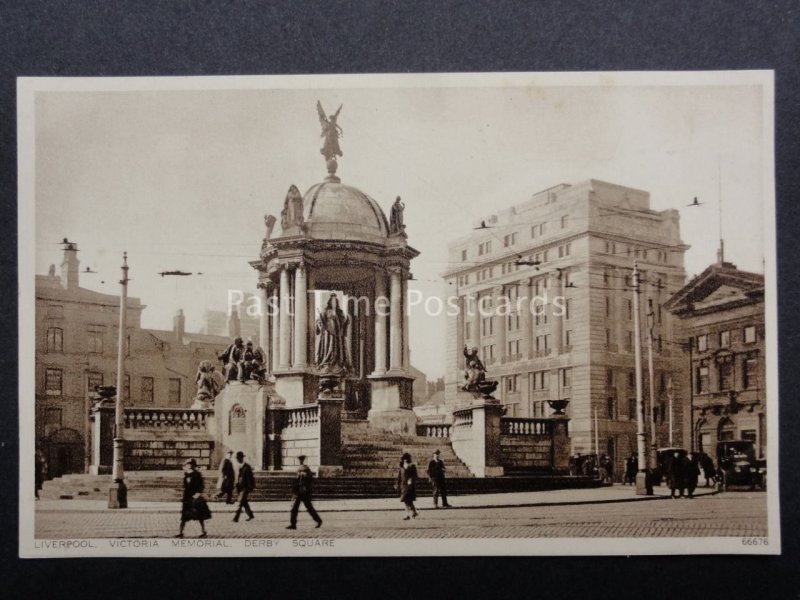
[317,101,343,162]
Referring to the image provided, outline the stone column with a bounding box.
[258,284,271,372]
[372,270,388,376]
[278,267,291,371]
[389,267,403,373]
[293,264,308,369]
[402,273,410,370]
[494,285,506,364]
[521,278,534,359]
[271,288,280,373]
[551,271,564,354]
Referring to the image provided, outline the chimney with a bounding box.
[173,308,186,342]
[60,242,80,290]
[228,307,241,338]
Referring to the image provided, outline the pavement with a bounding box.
[34,484,769,539]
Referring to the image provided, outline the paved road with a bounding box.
[34,486,767,539]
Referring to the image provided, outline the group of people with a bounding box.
[177,448,454,536]
[396,450,452,520]
[664,451,702,499]
[177,450,322,538]
[217,337,267,384]
[568,453,613,483]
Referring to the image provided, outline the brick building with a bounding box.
[664,261,766,458]
[443,180,689,476]
[35,243,230,477]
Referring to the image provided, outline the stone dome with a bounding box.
[303,179,390,244]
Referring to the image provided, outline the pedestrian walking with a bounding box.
[684,452,701,499]
[601,454,614,484]
[176,458,211,538]
[286,455,322,530]
[215,450,235,504]
[667,451,685,498]
[232,451,255,522]
[699,453,716,487]
[624,454,638,485]
[397,452,419,520]
[427,449,452,508]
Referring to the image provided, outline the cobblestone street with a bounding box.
[34,487,768,540]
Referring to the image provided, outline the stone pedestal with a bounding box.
[551,416,571,472]
[214,380,281,470]
[89,403,114,475]
[274,371,319,407]
[450,399,506,477]
[367,375,416,434]
[318,397,344,477]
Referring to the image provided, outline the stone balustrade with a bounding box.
[416,423,452,438]
[500,417,552,436]
[453,408,474,430]
[124,407,213,431]
[284,404,320,429]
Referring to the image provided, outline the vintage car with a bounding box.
[716,440,766,491]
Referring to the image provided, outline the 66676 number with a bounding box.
[741,537,769,546]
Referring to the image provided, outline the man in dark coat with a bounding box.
[287,455,322,529]
[232,451,255,522]
[667,451,685,498]
[684,452,701,499]
[427,450,452,508]
[177,458,209,538]
[624,454,638,485]
[215,450,235,504]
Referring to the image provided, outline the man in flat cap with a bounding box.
[233,451,256,522]
[427,449,452,509]
[287,454,322,529]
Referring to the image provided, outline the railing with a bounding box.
[416,423,452,438]
[124,407,212,431]
[452,408,474,430]
[500,417,553,436]
[285,404,320,429]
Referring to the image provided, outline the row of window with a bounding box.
[503,367,573,394]
[44,326,131,356]
[460,215,571,263]
[695,326,757,351]
[696,352,759,394]
[42,368,182,404]
[602,241,670,264]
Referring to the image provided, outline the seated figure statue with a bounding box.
[461,345,498,398]
[193,360,223,407]
[218,336,245,382]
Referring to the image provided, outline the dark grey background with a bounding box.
[0,1,797,598]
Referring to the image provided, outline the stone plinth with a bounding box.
[449,400,505,477]
[214,380,282,470]
[367,375,416,435]
[274,371,319,407]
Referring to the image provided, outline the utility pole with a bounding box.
[109,252,129,509]
[647,299,657,468]
[667,377,674,447]
[633,262,651,495]
[594,407,599,457]
[687,337,694,452]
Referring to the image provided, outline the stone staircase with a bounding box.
[340,419,472,478]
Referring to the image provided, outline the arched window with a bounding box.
[718,417,736,442]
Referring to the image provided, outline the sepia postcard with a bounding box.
[18,71,779,557]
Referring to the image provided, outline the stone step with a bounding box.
[41,473,600,501]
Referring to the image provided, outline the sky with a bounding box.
[31,74,770,379]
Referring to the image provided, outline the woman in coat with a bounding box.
[397,452,419,520]
[177,458,210,538]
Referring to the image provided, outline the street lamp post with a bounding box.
[647,299,657,468]
[109,252,129,509]
[633,262,652,495]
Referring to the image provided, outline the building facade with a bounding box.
[664,261,766,458]
[443,180,689,477]
[35,243,230,478]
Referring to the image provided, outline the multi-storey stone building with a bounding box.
[664,260,766,458]
[35,243,230,478]
[443,180,689,475]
